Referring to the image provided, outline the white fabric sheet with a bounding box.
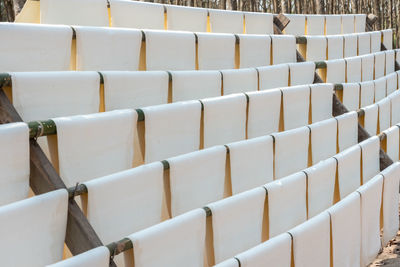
[374,76,387,102]
[47,246,110,267]
[382,126,399,161]
[75,26,142,71]
[165,5,207,32]
[378,98,391,133]
[309,118,337,164]
[304,158,336,218]
[382,29,393,49]
[341,15,355,34]
[357,175,383,266]
[325,59,346,83]
[202,94,247,148]
[0,23,72,72]
[386,72,397,96]
[145,30,196,71]
[345,56,362,82]
[334,145,361,199]
[305,36,327,61]
[110,0,164,29]
[168,146,226,216]
[143,101,201,163]
[343,34,358,58]
[197,32,236,70]
[386,50,396,75]
[214,259,239,267]
[289,211,331,267]
[272,127,309,179]
[328,192,361,267]
[359,136,380,184]
[246,89,281,138]
[227,136,274,194]
[361,54,374,81]
[238,34,271,68]
[306,15,325,35]
[235,233,292,267]
[264,172,307,237]
[289,62,316,86]
[128,209,206,267]
[0,189,68,266]
[83,162,164,245]
[358,33,371,55]
[374,52,386,79]
[207,187,266,263]
[41,0,108,26]
[0,123,29,206]
[258,64,289,90]
[310,83,333,123]
[381,163,400,245]
[209,9,244,34]
[271,35,297,64]
[103,71,169,110]
[355,14,366,32]
[370,31,382,53]
[325,15,342,35]
[47,247,110,267]
[171,70,222,102]
[221,68,258,95]
[244,12,273,34]
[360,81,375,107]
[327,35,344,60]
[342,83,360,111]
[362,104,379,136]
[284,14,305,35]
[282,85,310,130]
[390,90,400,125]
[54,110,137,187]
[336,111,358,151]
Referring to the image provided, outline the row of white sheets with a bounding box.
[12,83,334,186]
[0,22,392,72]
[339,71,399,111]
[39,0,367,35]
[300,31,393,62]
[284,14,367,35]
[321,50,396,84]
[49,113,359,266]
[45,150,400,267]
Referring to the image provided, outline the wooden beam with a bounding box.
[0,88,117,265]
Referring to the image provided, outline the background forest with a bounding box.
[1,0,398,47]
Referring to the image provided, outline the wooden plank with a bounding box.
[0,88,116,264]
